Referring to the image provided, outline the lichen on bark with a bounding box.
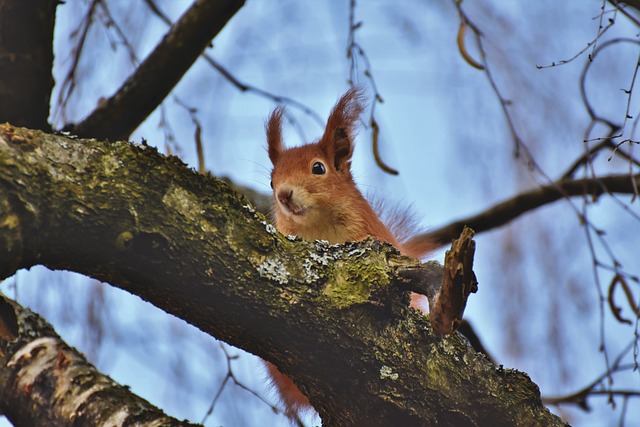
[0,124,569,426]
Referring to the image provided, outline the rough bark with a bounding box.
[0,295,200,427]
[0,124,568,426]
[432,227,477,335]
[0,0,56,131]
[67,0,245,140]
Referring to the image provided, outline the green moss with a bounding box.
[322,249,391,309]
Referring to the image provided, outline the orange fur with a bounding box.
[265,88,435,417]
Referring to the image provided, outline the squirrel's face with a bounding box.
[270,144,352,230]
[266,88,364,241]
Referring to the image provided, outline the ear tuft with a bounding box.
[266,106,285,165]
[320,87,365,171]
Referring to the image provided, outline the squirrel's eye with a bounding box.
[270,180,274,189]
[312,161,326,175]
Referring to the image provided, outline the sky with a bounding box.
[2,1,640,426]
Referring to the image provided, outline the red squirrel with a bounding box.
[265,88,434,418]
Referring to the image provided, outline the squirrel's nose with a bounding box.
[277,188,293,207]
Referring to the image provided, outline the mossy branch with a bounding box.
[0,124,567,426]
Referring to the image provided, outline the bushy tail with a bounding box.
[400,234,438,260]
[369,195,437,259]
[265,361,312,420]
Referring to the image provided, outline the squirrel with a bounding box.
[264,87,435,418]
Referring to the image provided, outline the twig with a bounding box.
[537,0,617,69]
[68,0,245,140]
[543,344,639,410]
[53,0,101,126]
[201,342,284,424]
[347,0,398,175]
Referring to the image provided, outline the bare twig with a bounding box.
[608,0,640,26]
[347,0,398,175]
[537,0,617,69]
[53,0,101,126]
[562,126,622,179]
[580,38,640,125]
[543,343,640,410]
[142,0,324,128]
[451,0,542,170]
[68,0,245,140]
[201,342,283,424]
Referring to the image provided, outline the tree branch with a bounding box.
[617,1,640,15]
[0,295,200,426]
[67,0,245,140]
[430,227,477,335]
[0,124,567,426]
[409,173,640,247]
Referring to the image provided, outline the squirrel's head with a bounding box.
[266,88,365,238]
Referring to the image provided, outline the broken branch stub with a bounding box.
[430,226,477,335]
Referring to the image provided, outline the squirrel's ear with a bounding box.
[332,126,353,172]
[266,107,285,165]
[320,87,364,172]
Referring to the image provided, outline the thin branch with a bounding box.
[580,38,640,125]
[347,0,398,175]
[562,126,622,179]
[452,0,544,172]
[201,343,283,424]
[537,1,618,69]
[53,0,101,126]
[142,0,324,127]
[412,173,640,247]
[543,344,638,410]
[68,0,245,140]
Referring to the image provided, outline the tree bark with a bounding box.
[0,124,567,426]
[0,295,200,427]
[0,0,56,131]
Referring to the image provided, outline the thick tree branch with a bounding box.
[0,295,200,426]
[67,0,245,140]
[409,173,640,247]
[0,125,567,426]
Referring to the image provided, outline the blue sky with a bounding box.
[2,1,639,426]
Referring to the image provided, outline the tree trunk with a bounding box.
[0,0,56,131]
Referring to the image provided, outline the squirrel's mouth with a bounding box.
[275,187,308,218]
[281,203,307,217]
